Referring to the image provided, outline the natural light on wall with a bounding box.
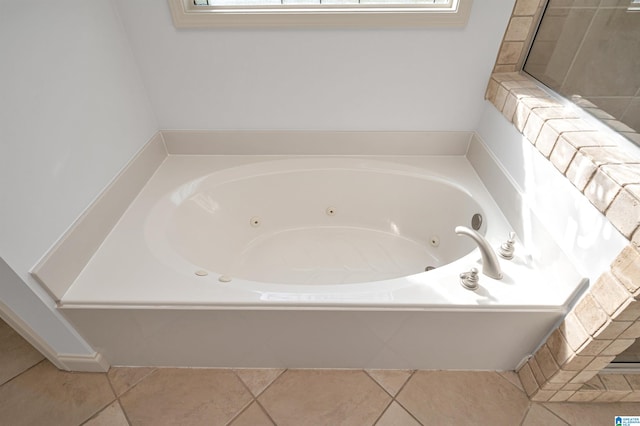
[168,0,472,28]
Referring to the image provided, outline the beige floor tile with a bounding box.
[258,369,391,426]
[230,402,275,426]
[107,367,156,396]
[376,401,421,426]
[120,368,252,426]
[0,360,114,426]
[497,370,524,392]
[365,370,413,396]
[234,368,285,397]
[544,402,640,426]
[84,401,130,426]
[397,371,529,425]
[522,404,568,426]
[0,319,44,386]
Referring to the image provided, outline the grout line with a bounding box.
[109,367,159,400]
[391,370,426,425]
[78,404,106,426]
[80,371,124,425]
[537,402,571,425]
[495,370,527,394]
[393,369,417,397]
[232,368,288,399]
[107,368,157,425]
[622,373,633,391]
[0,358,47,389]
[117,398,134,426]
[254,398,279,426]
[602,186,623,216]
[78,397,117,426]
[78,369,121,426]
[228,367,286,424]
[393,395,425,426]
[517,402,533,426]
[104,369,119,399]
[257,368,287,398]
[362,369,396,398]
[224,396,255,426]
[371,398,395,426]
[79,400,132,426]
[231,369,258,399]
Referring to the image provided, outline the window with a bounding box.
[168,0,472,28]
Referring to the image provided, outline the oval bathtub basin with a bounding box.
[150,159,483,285]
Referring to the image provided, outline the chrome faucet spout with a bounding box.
[455,226,503,280]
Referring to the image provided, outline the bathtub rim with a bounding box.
[59,154,587,312]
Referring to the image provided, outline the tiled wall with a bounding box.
[487,0,640,402]
[492,0,545,72]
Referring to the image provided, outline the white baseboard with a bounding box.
[0,299,65,370]
[57,352,110,373]
[0,299,110,372]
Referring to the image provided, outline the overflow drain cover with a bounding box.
[471,213,483,230]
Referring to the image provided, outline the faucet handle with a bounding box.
[498,232,516,260]
[460,267,479,291]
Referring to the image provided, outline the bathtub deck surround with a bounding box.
[32,131,591,371]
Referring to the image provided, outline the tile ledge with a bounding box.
[487,71,640,244]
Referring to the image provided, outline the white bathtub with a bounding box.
[60,155,586,369]
[149,158,485,288]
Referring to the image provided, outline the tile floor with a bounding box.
[3,319,640,425]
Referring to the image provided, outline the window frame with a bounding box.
[168,0,473,28]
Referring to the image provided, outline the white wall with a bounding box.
[114,0,514,131]
[0,0,158,356]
